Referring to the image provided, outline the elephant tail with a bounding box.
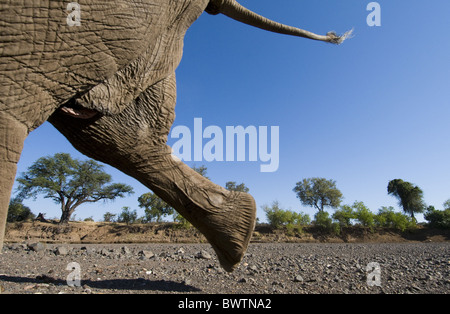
[206,0,352,45]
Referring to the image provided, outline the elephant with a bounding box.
[0,0,350,272]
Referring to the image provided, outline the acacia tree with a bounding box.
[138,192,174,222]
[387,179,426,219]
[16,153,134,224]
[293,177,343,212]
[225,181,250,193]
[191,165,209,179]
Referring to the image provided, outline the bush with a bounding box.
[353,201,374,228]
[313,211,332,229]
[375,206,416,231]
[103,212,116,222]
[373,209,388,227]
[424,207,450,229]
[7,198,35,222]
[263,201,310,232]
[173,211,192,229]
[285,211,310,235]
[263,201,284,228]
[332,205,356,227]
[390,213,416,231]
[313,211,340,234]
[117,206,137,224]
[294,212,311,226]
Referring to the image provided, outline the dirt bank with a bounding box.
[4,221,449,245]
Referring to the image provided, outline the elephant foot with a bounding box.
[192,191,256,272]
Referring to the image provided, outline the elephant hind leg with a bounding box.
[49,74,256,272]
[0,114,27,252]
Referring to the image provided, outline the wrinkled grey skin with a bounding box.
[0,0,348,271]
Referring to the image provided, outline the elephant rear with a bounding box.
[0,0,164,130]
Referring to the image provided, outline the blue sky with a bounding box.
[13,0,450,223]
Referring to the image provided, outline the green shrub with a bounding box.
[374,209,388,227]
[263,201,310,231]
[117,206,137,224]
[313,211,332,229]
[391,213,416,231]
[332,222,341,235]
[313,211,340,234]
[297,213,311,226]
[173,211,192,229]
[285,223,299,236]
[7,198,35,222]
[332,205,356,227]
[103,212,117,222]
[424,207,450,229]
[353,201,374,228]
[375,206,416,231]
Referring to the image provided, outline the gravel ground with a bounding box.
[0,242,448,294]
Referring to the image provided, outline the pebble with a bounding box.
[294,275,304,282]
[196,250,212,260]
[54,246,69,256]
[28,242,46,252]
[138,250,154,259]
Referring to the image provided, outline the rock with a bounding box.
[121,246,132,256]
[306,277,319,283]
[23,284,36,291]
[410,284,422,292]
[6,243,18,251]
[54,246,69,256]
[28,242,46,252]
[100,248,110,256]
[183,278,192,285]
[138,250,155,259]
[294,275,304,283]
[196,250,212,260]
[159,252,171,258]
[216,267,224,274]
[248,265,259,273]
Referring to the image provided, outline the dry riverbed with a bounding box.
[0,242,448,294]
